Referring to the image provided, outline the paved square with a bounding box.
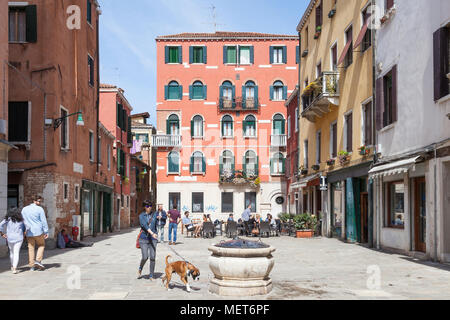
[1,229,450,300]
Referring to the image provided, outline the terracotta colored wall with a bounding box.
[155,37,299,184]
[286,91,299,193]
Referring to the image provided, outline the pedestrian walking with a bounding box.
[0,208,29,274]
[167,204,181,245]
[21,195,49,271]
[154,204,167,243]
[138,201,158,280]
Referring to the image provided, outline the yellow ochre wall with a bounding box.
[298,0,373,173]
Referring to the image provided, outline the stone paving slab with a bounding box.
[1,228,450,300]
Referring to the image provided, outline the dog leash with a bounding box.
[160,241,189,264]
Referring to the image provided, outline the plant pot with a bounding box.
[312,165,320,171]
[302,50,308,58]
[328,9,336,18]
[338,156,350,165]
[327,160,335,166]
[296,230,314,238]
[301,170,308,175]
[314,32,321,39]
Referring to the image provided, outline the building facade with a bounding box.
[99,84,133,230]
[154,32,299,220]
[296,0,374,242]
[7,0,108,241]
[370,0,450,262]
[130,112,157,207]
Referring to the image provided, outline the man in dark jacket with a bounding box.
[154,204,167,243]
[138,201,158,280]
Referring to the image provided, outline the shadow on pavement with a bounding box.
[399,256,450,272]
[0,228,139,274]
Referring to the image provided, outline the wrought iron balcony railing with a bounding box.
[271,134,287,147]
[152,135,181,147]
[218,97,260,112]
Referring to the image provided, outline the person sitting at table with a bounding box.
[182,211,202,237]
[227,214,235,222]
[206,214,212,222]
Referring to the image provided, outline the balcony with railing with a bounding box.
[219,169,260,188]
[301,71,340,122]
[152,135,181,147]
[218,97,260,112]
[271,134,287,148]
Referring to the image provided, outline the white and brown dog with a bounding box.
[161,255,200,292]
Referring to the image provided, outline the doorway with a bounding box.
[360,192,369,243]
[103,193,112,233]
[169,192,181,210]
[414,177,426,253]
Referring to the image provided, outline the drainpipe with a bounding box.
[96,12,100,174]
[434,145,438,262]
[370,0,377,248]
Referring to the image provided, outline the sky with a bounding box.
[98,0,309,127]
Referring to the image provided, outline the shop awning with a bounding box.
[297,173,321,189]
[353,17,371,49]
[368,156,423,178]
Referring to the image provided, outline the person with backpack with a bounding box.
[137,201,158,280]
[0,208,29,274]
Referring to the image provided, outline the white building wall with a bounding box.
[375,0,450,158]
[156,182,287,221]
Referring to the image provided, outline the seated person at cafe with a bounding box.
[227,214,235,222]
[182,211,202,237]
[57,229,93,249]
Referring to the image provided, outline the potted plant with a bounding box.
[299,165,308,176]
[359,145,370,156]
[328,8,336,18]
[293,213,319,238]
[302,49,309,58]
[338,151,350,165]
[123,176,130,184]
[312,164,320,171]
[327,158,336,166]
[314,26,322,39]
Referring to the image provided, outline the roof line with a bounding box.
[296,0,318,32]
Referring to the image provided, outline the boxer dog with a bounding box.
[162,255,200,292]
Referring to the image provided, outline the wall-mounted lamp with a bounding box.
[53,111,84,130]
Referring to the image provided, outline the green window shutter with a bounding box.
[281,120,286,134]
[243,156,246,175]
[283,86,288,100]
[256,156,259,176]
[270,158,274,175]
[219,156,224,175]
[282,46,287,64]
[231,156,235,172]
[223,46,228,64]
[178,46,182,63]
[189,47,193,64]
[25,5,38,43]
[250,46,254,64]
[202,157,206,173]
[221,120,224,136]
[179,85,183,100]
[254,85,259,107]
[232,86,236,109]
[203,46,207,64]
[116,103,119,126]
[165,46,169,64]
[282,157,286,174]
[242,85,247,109]
[296,46,300,64]
[189,85,193,100]
[190,156,194,173]
[270,86,274,100]
[219,86,223,109]
[203,85,207,100]
[269,46,274,64]
[166,119,170,134]
[117,148,121,174]
[243,120,247,135]
[190,120,194,137]
[164,85,169,100]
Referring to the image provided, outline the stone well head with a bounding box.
[208,238,276,296]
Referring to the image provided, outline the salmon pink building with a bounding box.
[154,32,299,220]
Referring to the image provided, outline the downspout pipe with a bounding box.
[370,0,377,248]
[434,145,438,262]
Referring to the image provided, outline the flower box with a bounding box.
[301,169,308,176]
[296,230,314,238]
[338,155,350,165]
[326,159,335,166]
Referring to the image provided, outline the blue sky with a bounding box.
[99,0,308,126]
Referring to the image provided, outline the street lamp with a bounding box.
[53,111,84,130]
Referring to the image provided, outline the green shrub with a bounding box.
[293,213,319,231]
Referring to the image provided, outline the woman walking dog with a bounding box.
[138,201,159,281]
[0,208,29,274]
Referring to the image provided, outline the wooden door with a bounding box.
[414,178,426,252]
[360,193,369,243]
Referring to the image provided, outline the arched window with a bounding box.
[271,152,285,175]
[166,81,182,100]
[191,151,205,174]
[220,150,235,175]
[221,115,233,137]
[191,115,203,138]
[222,81,233,100]
[244,150,258,177]
[271,80,285,101]
[167,114,180,135]
[273,114,286,135]
[191,81,206,100]
[168,151,180,173]
[245,81,256,99]
[220,81,235,110]
[243,115,256,137]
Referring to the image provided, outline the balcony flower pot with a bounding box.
[301,170,308,176]
[312,165,320,171]
[328,9,336,18]
[338,155,350,166]
[326,159,335,166]
[314,27,321,39]
[302,50,309,58]
[359,146,371,156]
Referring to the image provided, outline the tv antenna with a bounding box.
[202,4,225,32]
